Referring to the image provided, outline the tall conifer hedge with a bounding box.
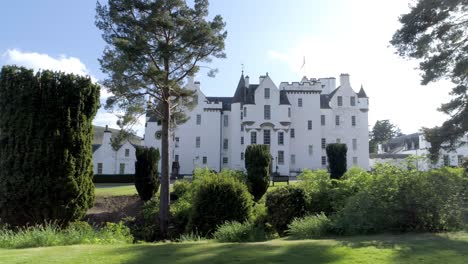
[245,144,271,201]
[0,66,99,226]
[326,143,348,179]
[134,147,160,201]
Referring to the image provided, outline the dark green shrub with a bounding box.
[188,171,253,236]
[0,66,99,226]
[265,186,307,235]
[287,213,332,239]
[134,147,160,201]
[172,180,191,200]
[245,144,271,201]
[169,197,192,238]
[326,143,348,179]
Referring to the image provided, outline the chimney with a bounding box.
[245,75,250,87]
[194,81,200,90]
[340,73,350,87]
[103,125,112,146]
[259,75,266,83]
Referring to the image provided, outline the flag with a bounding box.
[300,56,305,69]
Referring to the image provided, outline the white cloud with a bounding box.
[2,49,124,133]
[267,0,453,134]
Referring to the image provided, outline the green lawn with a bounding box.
[2,232,468,264]
[94,183,137,197]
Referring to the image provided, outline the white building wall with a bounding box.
[93,131,137,174]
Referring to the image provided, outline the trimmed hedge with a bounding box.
[93,174,135,183]
[245,144,271,201]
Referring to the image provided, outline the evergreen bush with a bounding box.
[245,144,271,201]
[326,143,348,179]
[0,66,99,226]
[287,213,332,239]
[134,147,160,201]
[265,186,307,235]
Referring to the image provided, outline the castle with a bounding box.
[144,73,370,176]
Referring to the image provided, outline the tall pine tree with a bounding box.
[95,0,226,237]
[0,66,99,226]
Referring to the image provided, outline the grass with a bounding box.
[2,232,468,264]
[94,184,137,197]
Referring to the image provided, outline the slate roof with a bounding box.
[205,96,232,111]
[382,133,421,153]
[357,85,368,98]
[279,90,291,105]
[232,74,247,103]
[92,125,143,153]
[320,94,331,109]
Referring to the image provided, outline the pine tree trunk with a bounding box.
[159,97,170,238]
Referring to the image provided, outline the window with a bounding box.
[125,149,130,157]
[291,154,296,165]
[175,155,179,162]
[351,96,356,106]
[241,152,244,160]
[298,98,303,107]
[119,163,125,174]
[223,157,228,164]
[175,137,180,148]
[196,136,200,148]
[97,163,103,174]
[241,112,243,120]
[308,145,313,155]
[264,88,270,99]
[278,151,284,164]
[321,115,325,126]
[353,157,358,165]
[458,155,464,166]
[288,107,291,117]
[321,156,326,165]
[251,131,257,144]
[336,138,341,143]
[223,115,229,127]
[444,155,450,166]
[223,139,228,150]
[202,156,207,164]
[241,136,244,145]
[290,128,295,138]
[308,120,312,130]
[264,129,271,145]
[244,107,247,118]
[337,96,343,106]
[352,138,357,150]
[196,114,201,125]
[264,105,271,120]
[241,124,244,131]
[321,138,326,149]
[157,120,162,126]
[335,115,340,126]
[278,132,284,145]
[352,116,356,126]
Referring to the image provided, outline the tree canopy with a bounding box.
[95,0,227,237]
[369,120,401,153]
[391,0,467,161]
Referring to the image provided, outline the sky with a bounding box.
[0,0,454,137]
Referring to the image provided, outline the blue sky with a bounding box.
[0,0,453,136]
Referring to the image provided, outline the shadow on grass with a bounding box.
[99,241,346,264]
[334,232,468,263]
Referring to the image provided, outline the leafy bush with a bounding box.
[265,186,307,235]
[169,197,192,238]
[297,168,372,215]
[135,147,160,201]
[213,221,273,242]
[188,170,253,236]
[334,164,465,234]
[126,199,161,242]
[326,143,348,179]
[219,169,247,183]
[177,231,205,242]
[0,221,132,249]
[287,213,332,239]
[245,144,271,201]
[172,180,191,201]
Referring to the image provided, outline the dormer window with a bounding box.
[337,96,343,106]
[350,96,356,106]
[264,88,270,99]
